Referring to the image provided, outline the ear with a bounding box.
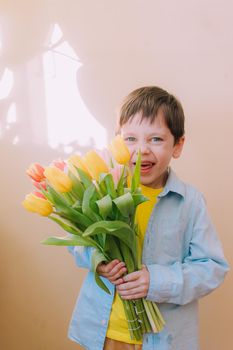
[172,136,185,159]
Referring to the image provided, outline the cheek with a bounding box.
[126,145,135,159]
[153,148,172,163]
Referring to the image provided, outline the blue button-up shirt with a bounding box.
[68,169,229,350]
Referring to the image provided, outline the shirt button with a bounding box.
[101,319,106,325]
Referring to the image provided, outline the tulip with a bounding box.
[32,180,47,191]
[26,163,45,182]
[109,135,130,165]
[83,151,109,181]
[44,166,73,193]
[109,164,124,187]
[67,154,91,177]
[22,193,53,216]
[33,191,46,199]
[52,159,66,171]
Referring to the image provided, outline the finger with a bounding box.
[108,262,126,277]
[122,270,141,283]
[117,280,138,291]
[112,277,124,286]
[120,291,147,300]
[109,266,127,281]
[101,262,126,279]
[117,284,148,299]
[97,259,120,274]
[99,262,127,280]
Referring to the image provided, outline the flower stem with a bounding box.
[121,298,142,341]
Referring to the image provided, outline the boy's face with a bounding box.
[120,111,184,188]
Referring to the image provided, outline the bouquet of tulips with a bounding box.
[22,136,165,341]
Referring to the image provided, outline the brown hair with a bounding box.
[117,86,185,144]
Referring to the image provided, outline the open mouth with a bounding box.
[133,161,155,173]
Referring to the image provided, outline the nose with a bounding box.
[137,141,150,154]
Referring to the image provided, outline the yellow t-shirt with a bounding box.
[106,185,163,344]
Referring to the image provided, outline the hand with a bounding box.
[96,259,127,285]
[116,265,150,299]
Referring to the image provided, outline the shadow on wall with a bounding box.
[0,0,169,153]
[1,3,162,349]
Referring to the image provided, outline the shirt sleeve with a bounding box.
[146,192,229,305]
[67,245,95,270]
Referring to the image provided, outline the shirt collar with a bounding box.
[158,168,185,198]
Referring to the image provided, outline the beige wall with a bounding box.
[0,1,232,349]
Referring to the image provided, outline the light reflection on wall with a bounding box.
[0,68,14,100]
[0,68,14,139]
[43,24,107,154]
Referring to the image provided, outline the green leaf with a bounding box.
[47,186,93,229]
[68,171,85,200]
[77,167,93,188]
[41,187,53,202]
[103,235,122,261]
[119,241,137,272]
[49,216,83,236]
[72,199,82,211]
[62,192,74,205]
[41,234,93,246]
[131,150,141,192]
[96,194,113,219]
[91,249,111,294]
[83,221,138,268]
[104,174,117,198]
[113,192,135,217]
[116,165,126,196]
[98,179,108,197]
[132,193,148,207]
[82,185,102,222]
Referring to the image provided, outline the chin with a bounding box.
[140,177,152,186]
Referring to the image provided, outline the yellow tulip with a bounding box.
[22,193,53,216]
[83,151,109,181]
[67,154,92,178]
[44,166,73,193]
[109,135,130,165]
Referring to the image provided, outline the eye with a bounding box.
[124,136,136,142]
[151,136,163,143]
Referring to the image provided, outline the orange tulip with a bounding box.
[26,163,45,182]
[109,135,130,165]
[83,151,109,181]
[22,193,53,216]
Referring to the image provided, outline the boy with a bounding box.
[68,86,229,350]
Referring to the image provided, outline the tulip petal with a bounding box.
[109,135,130,165]
[22,193,53,216]
[83,151,109,181]
[44,167,73,193]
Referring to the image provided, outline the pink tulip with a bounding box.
[109,164,125,187]
[33,191,46,199]
[52,159,67,171]
[32,180,47,191]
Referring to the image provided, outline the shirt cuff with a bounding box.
[146,263,182,303]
